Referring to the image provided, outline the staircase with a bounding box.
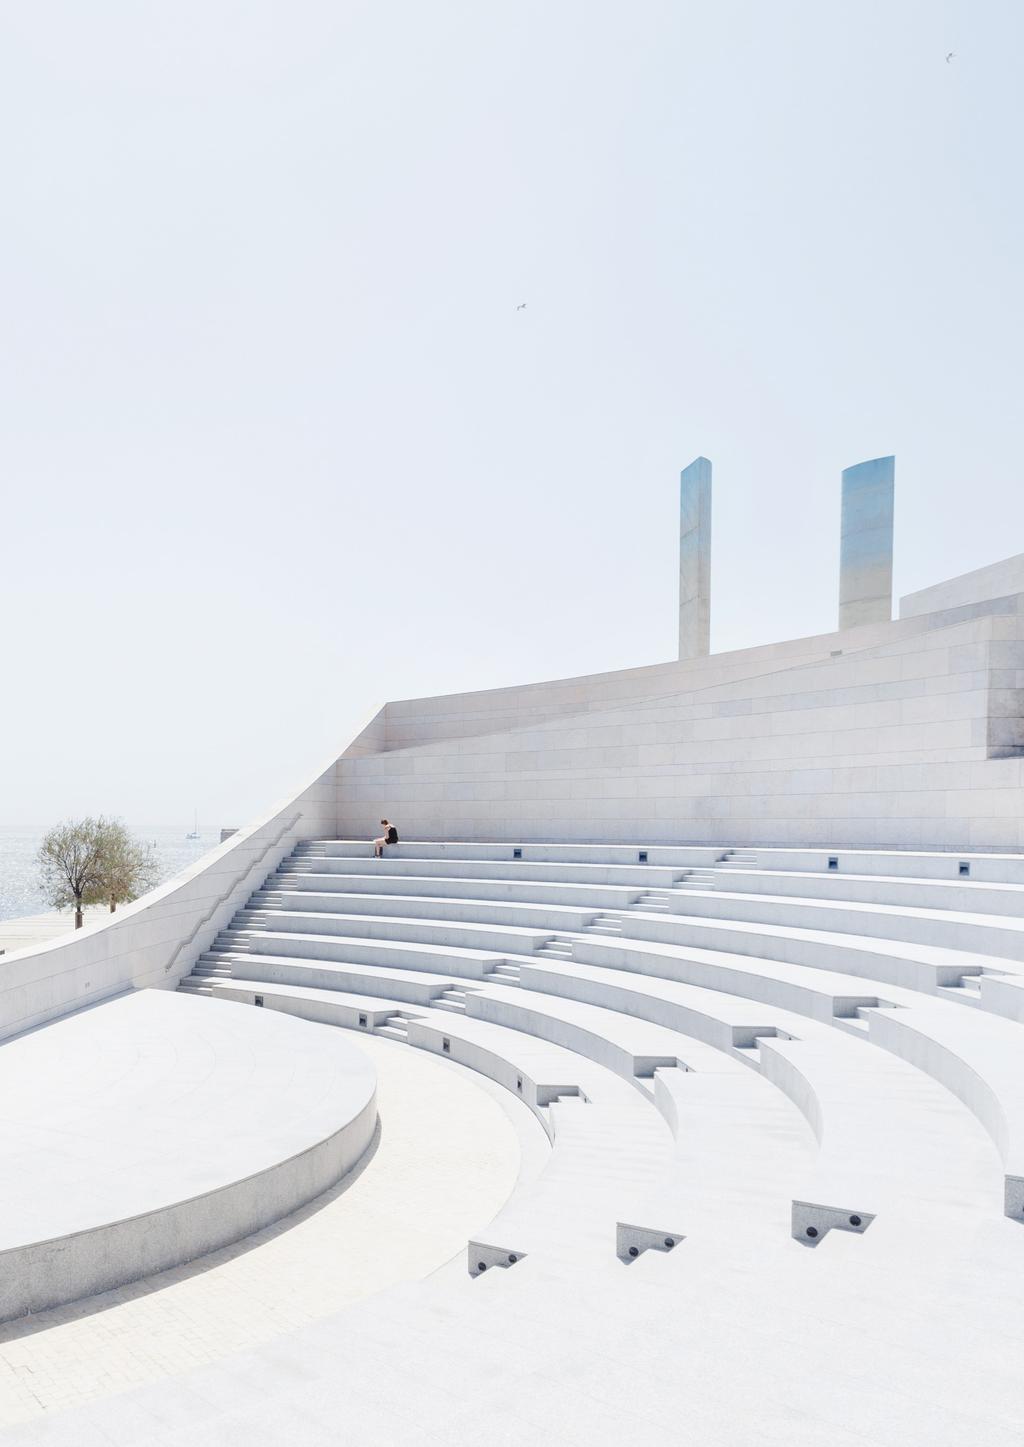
[536,937,574,960]
[486,962,522,984]
[378,1013,413,1041]
[634,890,671,911]
[717,849,758,868]
[586,914,624,936]
[436,987,469,1013]
[667,868,719,892]
[177,975,214,996]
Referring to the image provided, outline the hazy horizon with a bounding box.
[3,0,1022,827]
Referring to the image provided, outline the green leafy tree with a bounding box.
[36,817,108,929]
[97,820,159,914]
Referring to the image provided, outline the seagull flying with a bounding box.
[946,51,955,62]
[516,302,527,311]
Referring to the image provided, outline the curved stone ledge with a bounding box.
[0,990,377,1322]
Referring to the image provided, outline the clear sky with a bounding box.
[2,0,1022,828]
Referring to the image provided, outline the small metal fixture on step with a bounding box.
[792,1199,876,1245]
[638,850,648,864]
[616,1222,686,1263]
[359,1013,367,1027]
[254,995,264,1007]
[442,1037,450,1053]
[828,857,839,871]
[468,1241,528,1277]
[513,847,523,860]
[959,861,970,877]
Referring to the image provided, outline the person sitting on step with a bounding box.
[373,819,399,858]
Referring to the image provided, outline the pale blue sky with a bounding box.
[2,0,1022,826]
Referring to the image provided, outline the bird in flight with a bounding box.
[516,302,527,311]
[946,51,955,62]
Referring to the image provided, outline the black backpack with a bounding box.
[386,825,399,845]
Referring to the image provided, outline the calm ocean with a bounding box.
[0,825,223,922]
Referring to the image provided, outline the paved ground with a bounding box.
[0,906,109,958]
[0,1033,530,1427]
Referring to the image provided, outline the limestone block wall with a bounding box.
[336,592,1024,850]
[347,599,1021,757]
[900,552,1024,619]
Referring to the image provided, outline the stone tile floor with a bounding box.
[0,1033,526,1426]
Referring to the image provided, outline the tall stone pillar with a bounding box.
[838,455,895,630]
[678,456,712,659]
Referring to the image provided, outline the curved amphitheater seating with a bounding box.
[9,833,1024,1446]
[13,555,1024,1443]
[176,837,1024,1229]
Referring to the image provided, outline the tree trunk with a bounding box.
[75,897,83,929]
[110,898,116,913]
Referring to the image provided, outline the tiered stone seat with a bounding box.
[247,888,601,930]
[642,884,1024,963]
[705,864,1024,917]
[178,837,1024,1226]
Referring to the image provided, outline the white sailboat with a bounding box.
[186,810,200,841]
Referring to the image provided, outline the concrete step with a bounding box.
[196,951,463,1006]
[239,893,599,933]
[486,964,522,986]
[177,978,213,995]
[274,857,685,888]
[537,941,574,959]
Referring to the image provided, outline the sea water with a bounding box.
[0,825,223,922]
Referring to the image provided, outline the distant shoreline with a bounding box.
[0,905,112,958]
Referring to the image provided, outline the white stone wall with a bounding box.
[900,552,1024,618]
[337,590,1024,850]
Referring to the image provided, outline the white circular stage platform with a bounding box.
[0,989,377,1321]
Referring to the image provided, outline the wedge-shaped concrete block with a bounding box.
[616,1222,685,1263]
[468,1242,527,1277]
[792,1199,875,1246]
